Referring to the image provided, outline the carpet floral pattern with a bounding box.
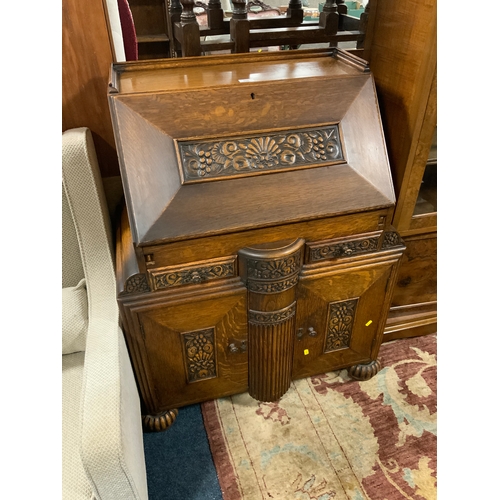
[202,334,437,500]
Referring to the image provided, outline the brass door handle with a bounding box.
[297,327,317,339]
[228,340,247,353]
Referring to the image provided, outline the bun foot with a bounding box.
[348,359,381,381]
[142,409,179,432]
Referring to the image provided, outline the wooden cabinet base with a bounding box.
[117,211,405,425]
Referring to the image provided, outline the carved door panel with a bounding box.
[134,288,248,410]
[292,262,393,380]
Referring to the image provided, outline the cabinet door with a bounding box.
[292,262,393,380]
[134,288,248,409]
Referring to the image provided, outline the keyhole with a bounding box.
[250,93,255,99]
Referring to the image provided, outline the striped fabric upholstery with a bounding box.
[62,128,148,500]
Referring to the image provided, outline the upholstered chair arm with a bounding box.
[62,128,148,500]
[80,320,148,500]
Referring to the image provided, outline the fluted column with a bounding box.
[239,239,304,402]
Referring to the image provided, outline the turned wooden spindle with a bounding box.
[321,0,337,13]
[207,0,224,29]
[287,0,302,10]
[336,0,347,14]
[357,0,370,48]
[239,239,304,402]
[170,0,183,22]
[319,0,338,33]
[286,0,303,22]
[336,0,346,29]
[180,0,197,25]
[176,0,202,56]
[231,0,248,19]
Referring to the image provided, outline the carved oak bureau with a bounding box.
[108,48,405,431]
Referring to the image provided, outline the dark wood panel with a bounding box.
[128,0,168,36]
[62,0,120,177]
[391,233,437,308]
[384,301,437,343]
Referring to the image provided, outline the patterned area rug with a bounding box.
[202,334,437,500]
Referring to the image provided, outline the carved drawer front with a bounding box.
[305,230,383,264]
[134,288,248,410]
[292,261,393,380]
[146,256,238,291]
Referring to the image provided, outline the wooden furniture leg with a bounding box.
[348,360,382,381]
[142,409,179,432]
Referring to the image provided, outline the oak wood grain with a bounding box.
[62,0,120,177]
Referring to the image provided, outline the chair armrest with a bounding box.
[80,319,148,500]
[62,128,148,500]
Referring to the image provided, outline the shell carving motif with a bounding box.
[179,126,344,181]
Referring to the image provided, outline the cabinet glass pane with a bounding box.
[413,127,437,216]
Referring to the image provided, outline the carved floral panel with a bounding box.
[324,298,359,353]
[178,126,345,182]
[181,328,217,383]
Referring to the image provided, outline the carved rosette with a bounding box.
[178,125,345,182]
[142,409,179,432]
[181,328,217,383]
[382,231,403,249]
[324,298,358,352]
[149,257,236,290]
[244,251,302,295]
[123,274,151,294]
[348,359,381,381]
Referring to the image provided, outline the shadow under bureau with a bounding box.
[108,48,406,431]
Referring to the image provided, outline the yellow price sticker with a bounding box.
[304,349,309,355]
[365,320,373,326]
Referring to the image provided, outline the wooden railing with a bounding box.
[169,0,369,57]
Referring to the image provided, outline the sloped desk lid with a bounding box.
[108,49,395,246]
